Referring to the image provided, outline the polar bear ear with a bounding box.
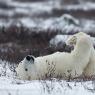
[26,55,35,63]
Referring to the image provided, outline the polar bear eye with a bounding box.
[25,68,28,71]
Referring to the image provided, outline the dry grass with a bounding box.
[0,25,73,63]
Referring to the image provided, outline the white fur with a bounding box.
[16,34,92,80]
[66,32,95,77]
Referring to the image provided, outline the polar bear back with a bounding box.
[34,48,90,79]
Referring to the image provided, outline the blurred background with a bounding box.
[0,0,95,63]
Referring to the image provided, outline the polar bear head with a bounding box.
[16,55,36,80]
[66,32,90,46]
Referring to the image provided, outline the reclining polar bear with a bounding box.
[16,33,92,80]
[66,32,95,77]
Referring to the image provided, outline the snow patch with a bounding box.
[50,35,70,46]
[46,14,80,32]
[63,2,95,11]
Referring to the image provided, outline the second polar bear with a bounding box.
[16,33,92,80]
[66,32,95,77]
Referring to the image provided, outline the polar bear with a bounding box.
[16,33,92,80]
[66,32,95,77]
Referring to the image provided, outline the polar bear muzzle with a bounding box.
[26,55,35,63]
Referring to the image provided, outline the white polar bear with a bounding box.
[16,33,92,80]
[66,32,95,77]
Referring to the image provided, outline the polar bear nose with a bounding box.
[26,55,34,62]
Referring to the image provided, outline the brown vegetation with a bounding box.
[0,25,73,63]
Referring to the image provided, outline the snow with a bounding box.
[81,19,95,32]
[44,14,80,31]
[0,0,95,33]
[9,0,55,13]
[19,18,38,28]
[0,9,14,17]
[10,14,80,31]
[50,35,70,46]
[0,60,95,95]
[62,2,95,11]
[3,13,93,34]
[43,14,95,34]
[0,77,95,95]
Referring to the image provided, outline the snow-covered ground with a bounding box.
[1,77,95,95]
[0,60,95,95]
[1,13,95,34]
[0,0,95,33]
[62,2,95,11]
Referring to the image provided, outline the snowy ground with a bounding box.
[0,0,95,33]
[1,77,95,95]
[0,60,95,95]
